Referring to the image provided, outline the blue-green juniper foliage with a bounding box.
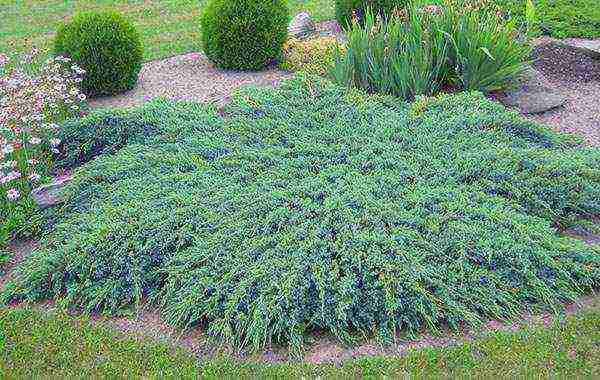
[2,76,599,350]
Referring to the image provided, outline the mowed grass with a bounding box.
[2,0,598,62]
[0,0,335,61]
[1,306,599,377]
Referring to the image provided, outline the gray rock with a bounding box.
[558,39,600,60]
[288,12,316,39]
[504,86,566,114]
[31,176,71,209]
[503,67,566,114]
[516,65,543,86]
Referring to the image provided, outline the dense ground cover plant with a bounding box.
[200,0,289,70]
[335,0,408,28]
[332,1,531,99]
[2,76,599,350]
[0,231,9,268]
[0,49,85,250]
[281,37,345,76]
[55,10,143,97]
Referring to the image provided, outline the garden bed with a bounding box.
[2,76,599,353]
[2,1,600,373]
[498,38,600,146]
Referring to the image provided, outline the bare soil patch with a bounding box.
[0,239,38,289]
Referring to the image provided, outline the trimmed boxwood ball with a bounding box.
[54,10,143,97]
[200,0,289,70]
[335,0,408,29]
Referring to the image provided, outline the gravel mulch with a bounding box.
[89,53,293,109]
[525,38,600,146]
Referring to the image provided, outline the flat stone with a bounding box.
[558,39,600,60]
[504,86,566,114]
[288,11,316,39]
[516,65,543,87]
[31,176,71,209]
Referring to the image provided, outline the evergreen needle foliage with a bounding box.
[3,76,599,350]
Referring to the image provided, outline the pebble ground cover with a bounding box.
[3,76,599,350]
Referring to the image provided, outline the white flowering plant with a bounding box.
[0,48,87,245]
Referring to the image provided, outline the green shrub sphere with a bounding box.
[335,0,408,29]
[200,0,289,70]
[54,10,143,97]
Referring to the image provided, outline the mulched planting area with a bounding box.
[526,40,600,146]
[89,53,292,109]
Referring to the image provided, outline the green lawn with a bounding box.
[2,0,599,63]
[1,306,599,377]
[0,0,334,61]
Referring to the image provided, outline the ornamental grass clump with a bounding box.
[332,0,531,98]
[335,0,409,28]
[0,48,86,244]
[2,76,599,351]
[443,0,532,91]
[331,8,451,99]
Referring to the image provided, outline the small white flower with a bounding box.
[2,160,17,169]
[2,144,14,155]
[6,188,20,201]
[49,138,61,147]
[29,137,42,145]
[27,158,38,165]
[7,170,21,180]
[28,173,41,182]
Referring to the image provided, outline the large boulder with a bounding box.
[503,88,566,114]
[288,11,316,39]
[502,66,566,114]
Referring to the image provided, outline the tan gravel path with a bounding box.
[89,52,293,109]
[527,38,600,146]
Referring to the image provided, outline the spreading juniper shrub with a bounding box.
[3,76,599,350]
